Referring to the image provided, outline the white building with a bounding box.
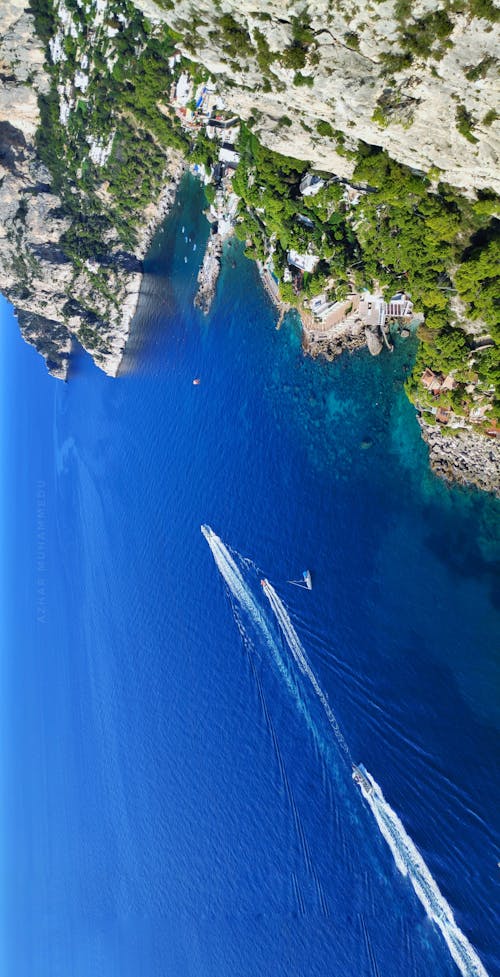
[288,249,320,273]
[175,73,192,106]
[299,173,325,197]
[219,145,240,166]
[387,292,413,318]
[310,292,336,319]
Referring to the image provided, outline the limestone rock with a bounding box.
[419,419,500,497]
[135,0,500,195]
[0,1,184,379]
[365,328,383,356]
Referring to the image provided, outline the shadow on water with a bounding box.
[66,336,96,381]
[120,174,210,377]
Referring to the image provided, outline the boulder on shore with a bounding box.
[365,327,383,356]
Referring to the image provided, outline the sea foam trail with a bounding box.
[201,526,276,647]
[203,533,489,977]
[261,579,351,761]
[360,767,489,977]
[261,579,489,977]
[201,527,333,749]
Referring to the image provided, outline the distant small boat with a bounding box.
[193,243,197,251]
[184,256,188,263]
[192,378,201,385]
[181,226,185,233]
[288,570,312,590]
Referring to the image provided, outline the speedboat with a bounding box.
[352,764,374,796]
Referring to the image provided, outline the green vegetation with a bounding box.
[372,106,390,127]
[400,9,453,57]
[316,120,334,137]
[293,72,314,87]
[253,28,278,76]
[465,55,497,80]
[28,0,56,47]
[468,0,500,21]
[280,10,315,69]
[344,32,360,51]
[456,103,479,143]
[218,12,254,59]
[455,235,500,339]
[483,109,499,126]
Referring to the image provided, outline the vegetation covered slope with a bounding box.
[232,127,499,429]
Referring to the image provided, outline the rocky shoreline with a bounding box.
[419,418,500,497]
[194,232,223,314]
[261,274,500,497]
[137,156,186,262]
[0,1,187,382]
[104,154,186,377]
[303,322,367,362]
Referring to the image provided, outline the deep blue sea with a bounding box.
[1,176,499,977]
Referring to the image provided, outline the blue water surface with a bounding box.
[1,176,499,977]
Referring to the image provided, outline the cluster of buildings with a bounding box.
[172,70,240,169]
[420,367,497,432]
[421,368,456,396]
[308,290,414,334]
[171,70,241,239]
[172,71,226,127]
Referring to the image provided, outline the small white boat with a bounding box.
[288,570,312,590]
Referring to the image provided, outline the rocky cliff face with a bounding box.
[136,0,499,195]
[419,418,500,494]
[0,0,182,378]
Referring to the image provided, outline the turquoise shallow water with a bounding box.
[0,175,499,976]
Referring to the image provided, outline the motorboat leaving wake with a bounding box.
[203,528,490,977]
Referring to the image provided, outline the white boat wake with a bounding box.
[201,525,274,646]
[359,766,489,977]
[261,578,351,761]
[201,527,489,977]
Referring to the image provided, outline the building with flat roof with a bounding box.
[288,249,320,273]
[358,294,386,328]
[219,144,240,167]
[299,173,325,197]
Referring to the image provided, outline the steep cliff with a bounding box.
[0,0,183,378]
[135,0,499,195]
